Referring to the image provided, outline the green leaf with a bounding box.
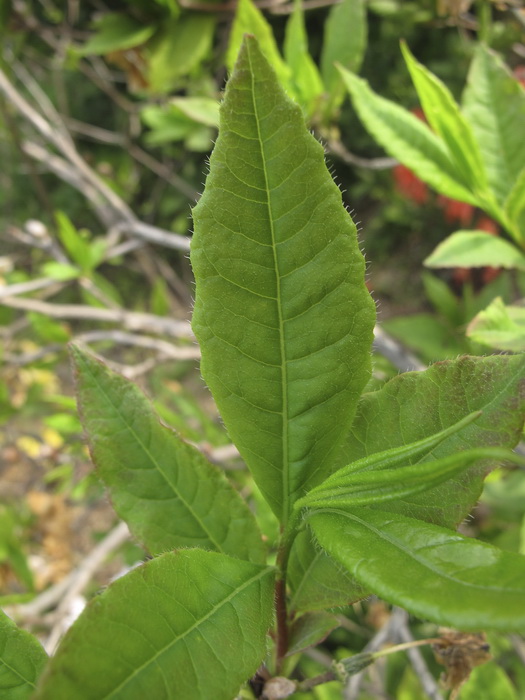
[505,166,525,243]
[0,609,47,699]
[284,0,324,114]
[462,45,525,207]
[41,261,80,281]
[287,611,340,656]
[461,663,519,700]
[382,312,464,363]
[422,271,463,325]
[321,0,366,106]
[467,297,525,352]
[424,231,525,271]
[191,37,375,522]
[298,448,523,510]
[309,507,525,631]
[79,13,156,56]
[147,15,215,93]
[401,42,489,198]
[71,344,266,564]
[226,0,290,89]
[337,355,525,527]
[338,67,478,204]
[34,550,275,700]
[288,529,366,613]
[169,97,219,127]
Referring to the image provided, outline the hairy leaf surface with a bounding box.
[191,37,375,521]
[71,344,266,563]
[337,355,525,527]
[309,508,525,631]
[34,551,275,700]
[0,611,47,700]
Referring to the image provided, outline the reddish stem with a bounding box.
[275,576,288,673]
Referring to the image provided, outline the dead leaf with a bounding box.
[432,628,491,700]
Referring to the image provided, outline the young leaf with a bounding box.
[338,67,478,205]
[309,507,525,632]
[337,355,525,527]
[321,0,366,107]
[462,45,525,207]
[467,297,525,352]
[34,551,275,700]
[505,166,525,244]
[191,37,375,522]
[147,16,215,93]
[79,13,156,56]
[287,529,367,613]
[71,344,266,564]
[284,0,324,114]
[287,611,340,656]
[0,610,48,699]
[424,231,525,271]
[401,42,489,199]
[226,0,290,89]
[296,447,523,511]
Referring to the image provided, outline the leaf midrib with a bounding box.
[323,509,525,595]
[104,564,273,699]
[247,43,290,524]
[80,355,225,553]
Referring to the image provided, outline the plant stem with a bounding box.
[275,574,289,673]
[476,0,491,42]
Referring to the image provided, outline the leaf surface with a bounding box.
[0,610,47,700]
[71,344,266,563]
[505,166,525,244]
[309,507,525,631]
[401,42,489,198]
[321,0,366,105]
[34,550,275,700]
[424,231,525,271]
[337,355,525,527]
[462,45,525,206]
[338,67,478,204]
[227,0,290,89]
[284,0,324,114]
[191,37,375,521]
[287,529,366,613]
[467,297,525,352]
[287,611,339,656]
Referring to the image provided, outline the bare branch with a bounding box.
[373,325,426,372]
[0,294,194,338]
[327,139,398,171]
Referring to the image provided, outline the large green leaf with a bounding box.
[34,550,275,700]
[284,0,324,114]
[424,231,525,271]
[309,508,525,631]
[337,355,525,527]
[226,0,290,89]
[321,0,366,106]
[287,529,366,613]
[461,663,519,700]
[467,297,525,352]
[191,37,375,522]
[71,344,266,564]
[462,45,525,208]
[401,42,489,199]
[0,610,47,699]
[339,67,478,205]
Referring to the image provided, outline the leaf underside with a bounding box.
[71,344,266,563]
[337,354,525,527]
[310,508,525,632]
[191,37,375,522]
[34,551,275,700]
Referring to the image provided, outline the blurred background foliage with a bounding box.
[1,1,525,698]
